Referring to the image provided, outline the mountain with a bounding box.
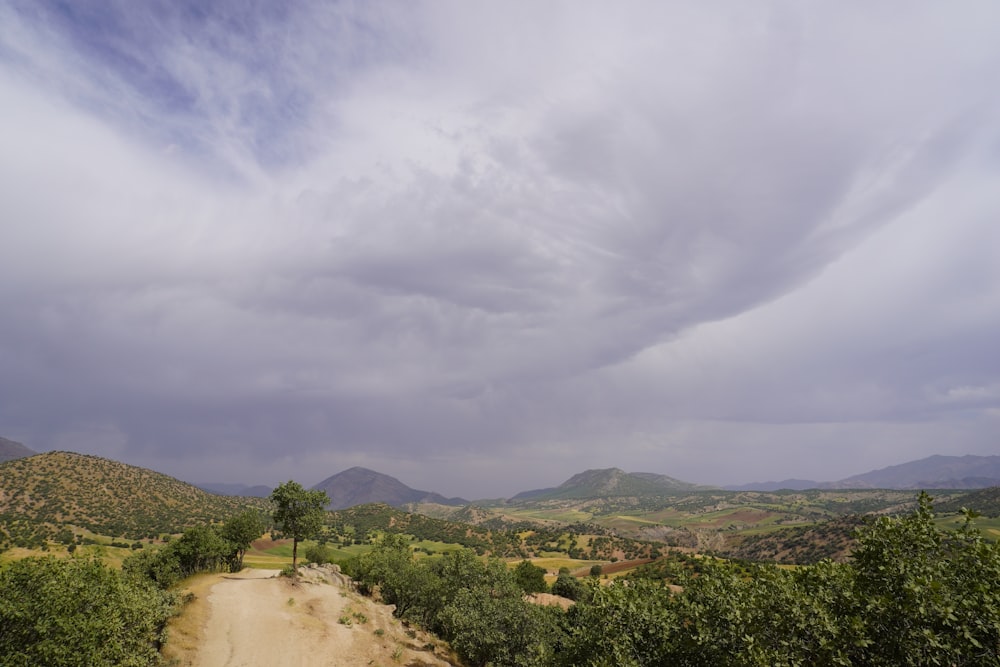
[198,482,273,498]
[0,436,35,463]
[311,467,467,510]
[821,455,1000,490]
[520,468,703,501]
[725,479,821,492]
[0,451,267,545]
[510,487,558,501]
[630,472,711,491]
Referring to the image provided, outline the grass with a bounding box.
[504,507,595,523]
[160,572,223,665]
[408,538,466,555]
[242,539,371,568]
[934,514,1000,541]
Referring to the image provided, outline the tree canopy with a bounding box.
[270,480,329,570]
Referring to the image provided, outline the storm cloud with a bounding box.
[1,1,998,497]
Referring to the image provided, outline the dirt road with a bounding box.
[165,565,458,667]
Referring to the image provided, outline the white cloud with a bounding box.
[1,2,999,494]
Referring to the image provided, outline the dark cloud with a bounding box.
[1,2,998,497]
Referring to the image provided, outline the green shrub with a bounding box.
[0,556,175,667]
[304,542,335,565]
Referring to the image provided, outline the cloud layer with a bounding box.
[2,1,998,497]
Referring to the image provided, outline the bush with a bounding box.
[0,556,175,667]
[304,542,335,565]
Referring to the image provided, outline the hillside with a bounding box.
[630,471,708,491]
[312,467,466,510]
[720,515,869,564]
[824,454,1000,489]
[0,451,268,548]
[198,482,273,498]
[0,436,35,463]
[521,468,703,501]
[935,486,1000,517]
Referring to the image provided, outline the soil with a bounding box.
[164,565,460,667]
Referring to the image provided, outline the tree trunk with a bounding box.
[292,538,298,570]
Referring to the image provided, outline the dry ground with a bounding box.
[163,565,460,667]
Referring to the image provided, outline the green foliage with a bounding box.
[513,559,549,594]
[849,493,1000,665]
[346,494,1000,666]
[270,480,330,570]
[439,586,562,667]
[303,542,336,565]
[121,523,239,588]
[0,555,175,667]
[349,534,433,620]
[561,493,1000,666]
[169,524,230,576]
[122,547,183,589]
[221,509,266,571]
[563,578,677,667]
[550,567,589,602]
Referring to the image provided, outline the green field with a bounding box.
[933,514,1000,541]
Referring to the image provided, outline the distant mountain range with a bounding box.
[3,434,998,508]
[0,436,35,463]
[311,467,468,510]
[726,455,1000,491]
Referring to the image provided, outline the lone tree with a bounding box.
[221,509,267,571]
[269,481,329,571]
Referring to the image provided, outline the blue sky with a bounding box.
[1,1,999,497]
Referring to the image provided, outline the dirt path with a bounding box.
[165,565,458,667]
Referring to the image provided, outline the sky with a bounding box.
[1,1,999,499]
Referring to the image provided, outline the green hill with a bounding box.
[531,468,702,501]
[0,451,267,549]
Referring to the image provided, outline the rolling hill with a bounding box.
[0,451,268,548]
[312,466,467,510]
[0,436,35,463]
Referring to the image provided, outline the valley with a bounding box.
[2,447,1000,666]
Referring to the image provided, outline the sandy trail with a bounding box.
[170,565,457,667]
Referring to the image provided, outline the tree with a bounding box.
[169,524,230,576]
[221,509,266,571]
[551,567,588,602]
[850,492,1000,665]
[270,480,329,571]
[513,559,548,594]
[438,558,562,667]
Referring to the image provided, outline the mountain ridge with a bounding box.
[514,467,707,502]
[311,466,468,510]
[726,455,1000,491]
[0,436,36,463]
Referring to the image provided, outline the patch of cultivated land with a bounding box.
[164,565,459,667]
